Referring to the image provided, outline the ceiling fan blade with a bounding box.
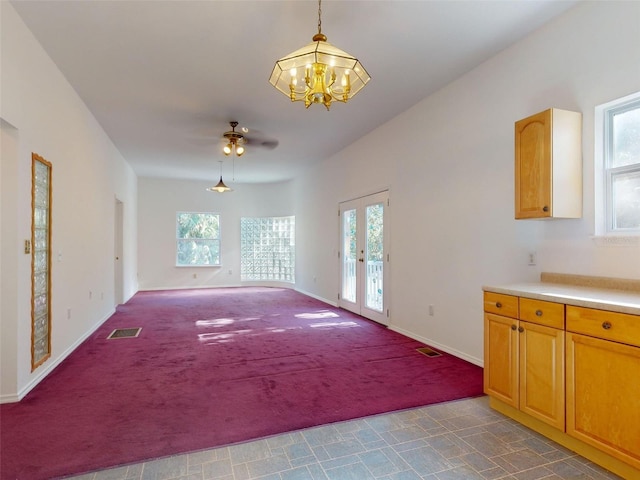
[245,136,279,150]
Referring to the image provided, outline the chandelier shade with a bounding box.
[269,0,370,110]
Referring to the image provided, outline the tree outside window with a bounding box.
[176,212,220,266]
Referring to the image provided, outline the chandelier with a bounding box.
[207,161,232,193]
[222,121,245,157]
[269,0,370,110]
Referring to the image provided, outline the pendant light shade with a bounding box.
[207,161,232,193]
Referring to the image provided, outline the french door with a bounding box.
[339,191,389,325]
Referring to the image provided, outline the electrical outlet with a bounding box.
[67,308,71,319]
[528,252,537,266]
[428,305,434,316]
[193,273,197,279]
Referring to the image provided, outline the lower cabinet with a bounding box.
[518,321,565,430]
[483,294,565,430]
[484,292,640,479]
[566,307,640,470]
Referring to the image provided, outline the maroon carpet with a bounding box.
[0,287,483,479]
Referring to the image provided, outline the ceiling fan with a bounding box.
[221,121,278,157]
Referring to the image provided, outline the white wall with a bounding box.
[0,3,138,402]
[293,1,640,365]
[138,177,293,290]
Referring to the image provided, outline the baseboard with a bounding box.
[294,288,337,307]
[2,308,115,404]
[0,392,20,404]
[388,325,483,367]
[139,284,244,291]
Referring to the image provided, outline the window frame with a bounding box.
[175,211,221,267]
[596,92,640,236]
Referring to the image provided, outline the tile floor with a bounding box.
[66,396,622,480]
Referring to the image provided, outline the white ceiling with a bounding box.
[10,0,579,184]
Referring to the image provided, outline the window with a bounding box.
[176,212,220,266]
[600,93,640,234]
[240,216,295,282]
[32,153,52,370]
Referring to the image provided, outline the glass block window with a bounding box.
[176,212,221,266]
[603,94,640,232]
[241,216,295,282]
[32,153,52,370]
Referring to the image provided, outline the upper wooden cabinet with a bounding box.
[515,108,582,219]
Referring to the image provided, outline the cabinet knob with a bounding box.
[496,302,502,308]
[511,324,517,331]
[518,326,524,333]
[602,321,612,330]
[542,206,549,212]
[535,310,543,316]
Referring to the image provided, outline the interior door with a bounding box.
[339,191,389,325]
[114,198,124,306]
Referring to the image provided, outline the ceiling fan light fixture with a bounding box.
[222,121,246,157]
[269,0,370,110]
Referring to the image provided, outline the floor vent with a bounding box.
[416,347,441,358]
[107,328,141,339]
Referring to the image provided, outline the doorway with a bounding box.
[338,190,389,325]
[114,198,124,306]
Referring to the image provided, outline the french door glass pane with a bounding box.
[342,209,357,303]
[365,203,383,312]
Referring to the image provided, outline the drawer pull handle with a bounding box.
[542,206,549,212]
[602,321,612,330]
[496,302,502,308]
[535,310,543,317]
[511,324,517,331]
[518,326,524,333]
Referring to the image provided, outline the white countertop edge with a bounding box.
[482,283,640,316]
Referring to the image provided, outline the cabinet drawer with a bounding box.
[520,298,564,329]
[484,292,518,318]
[566,306,640,348]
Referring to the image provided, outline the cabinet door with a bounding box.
[484,313,518,407]
[519,321,565,430]
[567,332,640,470]
[515,109,552,219]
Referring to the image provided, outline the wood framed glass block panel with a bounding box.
[31,153,52,370]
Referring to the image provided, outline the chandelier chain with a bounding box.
[317,0,322,34]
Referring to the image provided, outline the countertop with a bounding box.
[483,274,640,316]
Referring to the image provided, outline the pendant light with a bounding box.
[207,161,232,193]
[269,0,370,110]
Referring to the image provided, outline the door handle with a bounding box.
[358,258,364,262]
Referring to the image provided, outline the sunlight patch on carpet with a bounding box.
[107,328,141,339]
